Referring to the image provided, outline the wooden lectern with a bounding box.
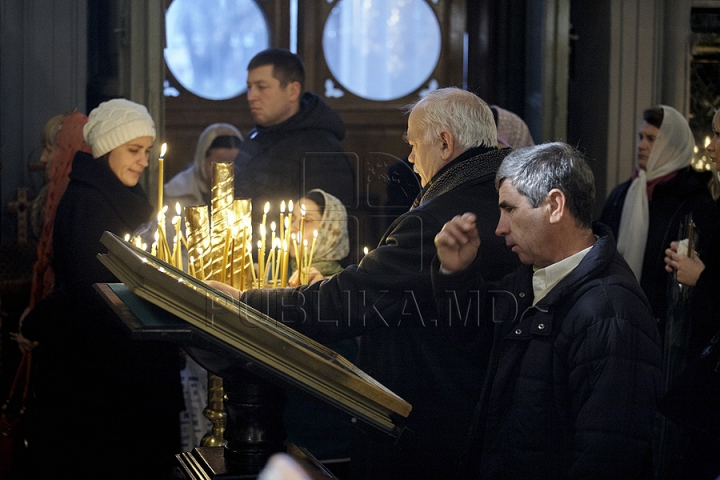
[94,231,411,479]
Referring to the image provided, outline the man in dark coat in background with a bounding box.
[212,87,521,479]
[433,142,662,479]
[234,48,355,229]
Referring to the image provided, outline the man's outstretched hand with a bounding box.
[434,212,481,274]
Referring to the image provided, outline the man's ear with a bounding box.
[546,188,566,224]
[439,130,455,162]
[287,81,302,103]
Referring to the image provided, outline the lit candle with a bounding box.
[256,240,263,287]
[287,200,294,240]
[279,201,286,247]
[262,202,270,235]
[298,203,306,272]
[272,237,282,285]
[259,224,266,285]
[280,239,289,287]
[270,221,276,257]
[157,142,167,212]
[363,247,369,256]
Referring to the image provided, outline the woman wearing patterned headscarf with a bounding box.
[285,189,355,472]
[600,105,719,324]
[288,188,350,284]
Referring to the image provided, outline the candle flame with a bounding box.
[301,204,306,217]
[264,202,270,214]
[124,234,130,241]
[160,143,167,158]
[271,221,276,232]
[364,247,369,255]
[288,200,293,212]
[280,201,286,213]
[175,202,181,215]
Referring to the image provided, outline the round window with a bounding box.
[164,0,269,100]
[323,0,442,101]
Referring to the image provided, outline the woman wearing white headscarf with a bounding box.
[288,188,349,283]
[285,189,355,472]
[600,105,719,323]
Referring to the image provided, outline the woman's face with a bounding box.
[706,110,720,173]
[107,136,153,187]
[636,121,659,170]
[289,197,322,256]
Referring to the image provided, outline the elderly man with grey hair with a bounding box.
[212,87,520,479]
[433,142,662,479]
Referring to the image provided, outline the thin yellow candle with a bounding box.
[258,224,266,285]
[270,221,276,257]
[188,255,197,278]
[280,239,289,287]
[248,239,258,286]
[239,224,247,291]
[301,238,309,284]
[279,201,286,246]
[256,240,263,287]
[272,237,281,285]
[291,232,300,274]
[308,229,318,269]
[170,234,182,270]
[298,204,306,274]
[266,241,277,287]
[157,142,167,212]
[287,200,293,241]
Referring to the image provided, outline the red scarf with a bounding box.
[29,111,92,308]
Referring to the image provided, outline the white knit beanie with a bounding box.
[83,98,156,158]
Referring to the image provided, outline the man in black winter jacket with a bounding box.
[234,48,355,229]
[211,87,521,479]
[433,142,662,479]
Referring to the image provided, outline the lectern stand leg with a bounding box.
[176,374,287,479]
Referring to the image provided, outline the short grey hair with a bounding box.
[495,142,596,228]
[405,87,497,150]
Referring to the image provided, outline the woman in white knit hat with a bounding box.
[20,98,183,480]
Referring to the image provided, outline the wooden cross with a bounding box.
[7,187,31,244]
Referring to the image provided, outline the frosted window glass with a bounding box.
[323,0,441,101]
[165,0,269,100]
